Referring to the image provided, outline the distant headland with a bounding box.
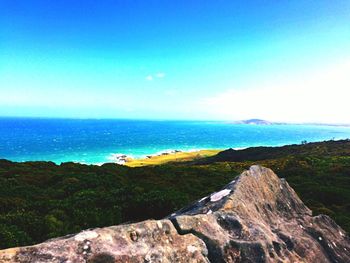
[232,118,350,127]
[233,119,275,125]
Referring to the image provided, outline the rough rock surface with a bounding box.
[0,165,349,262]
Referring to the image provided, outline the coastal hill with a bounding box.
[0,166,349,262]
[196,139,350,164]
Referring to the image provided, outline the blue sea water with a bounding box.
[1,118,350,164]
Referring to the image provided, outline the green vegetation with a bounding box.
[0,139,350,249]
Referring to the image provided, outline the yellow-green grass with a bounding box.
[125,149,221,167]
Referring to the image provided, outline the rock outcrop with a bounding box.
[0,165,349,262]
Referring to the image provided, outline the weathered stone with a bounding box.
[0,220,208,263]
[0,165,349,262]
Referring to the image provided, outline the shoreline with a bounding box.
[112,149,222,167]
[107,149,219,164]
[5,138,350,166]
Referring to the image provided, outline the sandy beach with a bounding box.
[123,149,221,167]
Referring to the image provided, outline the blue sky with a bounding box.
[1,1,350,123]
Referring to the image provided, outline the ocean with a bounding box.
[1,117,350,164]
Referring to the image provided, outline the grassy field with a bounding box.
[125,149,221,167]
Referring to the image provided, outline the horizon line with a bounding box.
[0,115,349,127]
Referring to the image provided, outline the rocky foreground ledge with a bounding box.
[1,165,349,263]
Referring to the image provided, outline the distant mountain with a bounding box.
[234,119,274,125]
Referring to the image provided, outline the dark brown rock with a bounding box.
[0,165,349,262]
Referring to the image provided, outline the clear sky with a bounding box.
[1,1,350,123]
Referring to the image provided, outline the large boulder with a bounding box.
[0,165,349,262]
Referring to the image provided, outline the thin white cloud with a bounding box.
[155,72,165,78]
[145,72,165,81]
[197,60,350,124]
[145,75,153,81]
